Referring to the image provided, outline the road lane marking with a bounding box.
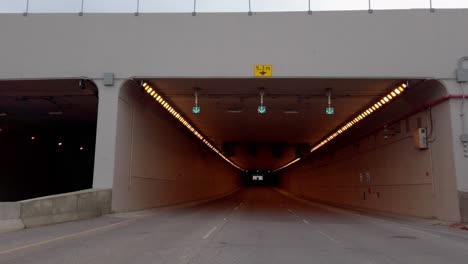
[0,219,134,255]
[317,230,340,244]
[303,219,309,224]
[399,226,440,238]
[287,209,293,213]
[274,188,447,239]
[202,226,218,239]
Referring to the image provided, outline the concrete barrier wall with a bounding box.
[0,189,111,232]
[112,81,241,212]
[0,202,24,233]
[280,99,461,222]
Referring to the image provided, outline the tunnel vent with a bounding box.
[140,81,245,171]
[274,82,409,172]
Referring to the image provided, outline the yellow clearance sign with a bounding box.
[254,65,272,77]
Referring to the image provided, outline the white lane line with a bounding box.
[202,226,218,239]
[317,230,340,244]
[303,219,309,224]
[399,226,441,238]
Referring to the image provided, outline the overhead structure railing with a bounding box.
[273,82,409,172]
[140,81,245,172]
[1,0,466,15]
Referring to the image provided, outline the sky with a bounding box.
[0,0,467,13]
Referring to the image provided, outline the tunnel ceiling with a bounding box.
[144,78,403,170]
[0,80,98,131]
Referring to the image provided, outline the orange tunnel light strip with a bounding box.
[274,83,409,172]
[142,82,244,171]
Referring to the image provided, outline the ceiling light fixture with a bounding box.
[140,81,244,171]
[283,109,300,114]
[48,111,63,115]
[227,108,243,113]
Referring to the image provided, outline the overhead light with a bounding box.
[80,147,84,151]
[140,81,244,171]
[227,108,243,113]
[31,136,36,140]
[283,109,300,114]
[48,111,63,115]
[58,142,63,146]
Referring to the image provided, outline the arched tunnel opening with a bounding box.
[109,77,460,221]
[0,79,98,201]
[0,77,462,223]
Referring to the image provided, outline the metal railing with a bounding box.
[0,0,465,15]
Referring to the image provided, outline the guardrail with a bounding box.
[0,0,466,16]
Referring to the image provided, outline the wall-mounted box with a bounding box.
[413,128,428,149]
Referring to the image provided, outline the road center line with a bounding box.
[0,219,134,255]
[202,226,218,239]
[303,219,309,224]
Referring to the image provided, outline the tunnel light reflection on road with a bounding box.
[274,83,408,172]
[141,82,244,171]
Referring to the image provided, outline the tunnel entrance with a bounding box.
[138,78,410,171]
[0,80,98,201]
[114,77,458,221]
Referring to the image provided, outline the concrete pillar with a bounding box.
[92,79,124,189]
[441,80,468,222]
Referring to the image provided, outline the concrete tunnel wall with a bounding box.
[278,81,463,222]
[111,81,241,212]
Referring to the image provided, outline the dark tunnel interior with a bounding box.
[0,80,98,201]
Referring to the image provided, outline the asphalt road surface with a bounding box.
[1,187,468,264]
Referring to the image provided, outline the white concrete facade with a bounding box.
[0,10,467,79]
[0,10,467,220]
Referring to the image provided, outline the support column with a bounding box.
[92,79,124,189]
[441,80,468,222]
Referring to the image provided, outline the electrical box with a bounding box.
[461,134,468,143]
[103,72,114,86]
[456,57,468,82]
[413,128,428,149]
